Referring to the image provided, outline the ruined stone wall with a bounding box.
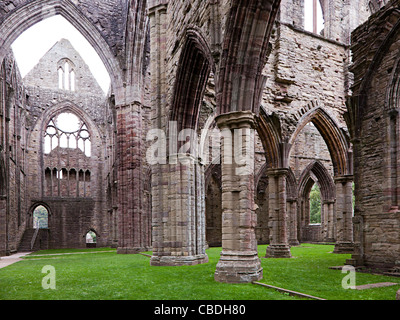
[262,22,349,140]
[0,50,29,255]
[348,1,400,269]
[0,0,151,255]
[22,39,114,250]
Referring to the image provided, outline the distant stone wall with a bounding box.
[0,0,128,61]
[22,39,114,250]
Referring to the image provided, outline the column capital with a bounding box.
[148,0,169,13]
[215,111,256,130]
[388,108,400,118]
[334,175,354,184]
[266,168,290,177]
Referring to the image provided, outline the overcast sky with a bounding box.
[11,15,110,94]
[304,0,324,34]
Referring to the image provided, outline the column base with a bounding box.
[214,251,263,283]
[346,256,364,267]
[150,254,209,267]
[333,242,354,254]
[117,247,150,254]
[289,239,300,246]
[265,244,292,258]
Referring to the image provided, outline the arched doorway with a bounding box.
[85,230,97,248]
[33,205,49,229]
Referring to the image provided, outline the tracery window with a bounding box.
[44,112,91,157]
[58,59,76,91]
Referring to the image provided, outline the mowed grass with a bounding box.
[0,244,398,300]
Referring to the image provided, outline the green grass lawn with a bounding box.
[0,244,398,300]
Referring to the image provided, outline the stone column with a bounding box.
[151,154,208,266]
[321,200,335,242]
[0,196,6,256]
[148,1,168,262]
[214,111,263,283]
[287,198,299,246]
[346,214,364,267]
[148,1,208,267]
[333,175,354,253]
[265,168,292,258]
[116,102,150,254]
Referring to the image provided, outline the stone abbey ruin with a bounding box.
[0,0,399,283]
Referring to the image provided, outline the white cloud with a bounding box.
[11,15,110,94]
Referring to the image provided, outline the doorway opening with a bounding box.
[86,230,97,248]
[33,205,49,229]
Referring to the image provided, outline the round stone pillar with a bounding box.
[265,168,292,258]
[333,175,354,254]
[214,111,263,283]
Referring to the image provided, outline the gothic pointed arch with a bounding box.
[297,160,336,243]
[217,0,281,115]
[256,108,283,169]
[289,105,351,176]
[28,202,52,216]
[349,8,400,140]
[0,0,123,100]
[170,28,215,133]
[125,0,149,98]
[298,160,335,202]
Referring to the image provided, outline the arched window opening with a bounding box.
[65,61,70,90]
[44,112,91,157]
[309,183,321,224]
[304,0,324,35]
[33,205,49,229]
[70,70,76,91]
[57,59,76,91]
[58,67,63,89]
[86,230,97,248]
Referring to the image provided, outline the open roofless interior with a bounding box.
[0,0,399,301]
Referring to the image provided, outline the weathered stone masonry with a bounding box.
[347,0,400,271]
[0,0,398,284]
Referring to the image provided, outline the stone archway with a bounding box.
[297,161,336,243]
[150,28,214,267]
[0,0,123,99]
[0,0,150,255]
[289,105,354,253]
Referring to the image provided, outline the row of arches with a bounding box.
[205,158,342,247]
[0,0,364,283]
[44,167,91,198]
[149,0,355,285]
